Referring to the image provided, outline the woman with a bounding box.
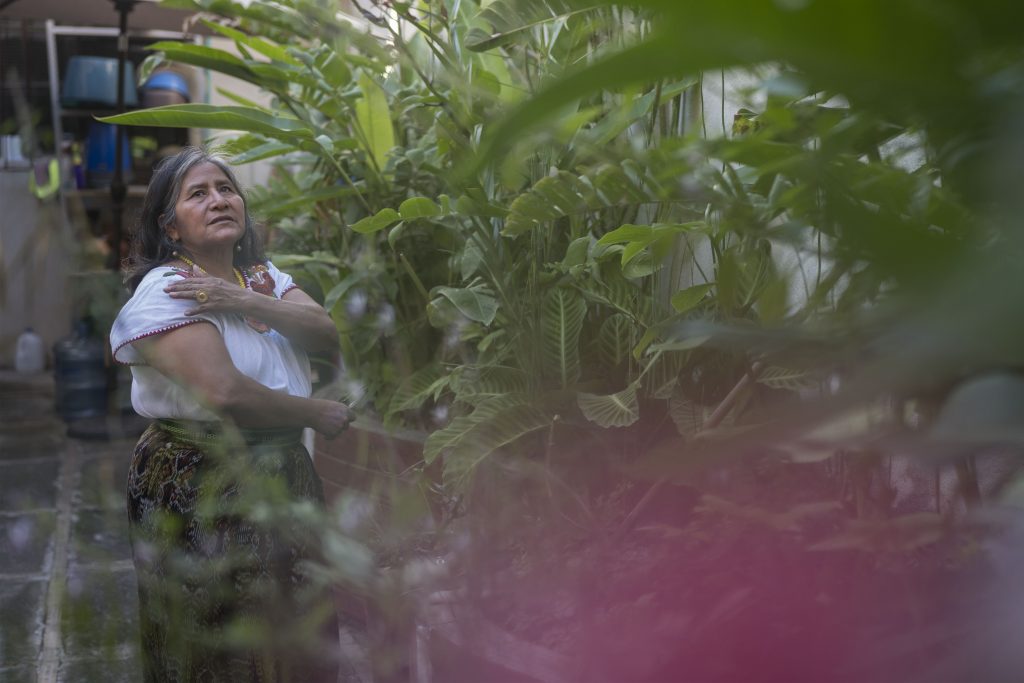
[110,147,351,682]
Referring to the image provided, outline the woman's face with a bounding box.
[166,162,245,255]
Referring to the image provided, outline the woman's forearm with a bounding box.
[241,293,338,352]
[211,371,351,435]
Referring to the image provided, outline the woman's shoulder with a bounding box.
[135,264,190,292]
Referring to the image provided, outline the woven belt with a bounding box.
[156,419,302,448]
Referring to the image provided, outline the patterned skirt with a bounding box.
[126,420,340,683]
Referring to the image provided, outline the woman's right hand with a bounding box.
[313,399,356,438]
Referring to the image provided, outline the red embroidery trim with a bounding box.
[241,263,277,333]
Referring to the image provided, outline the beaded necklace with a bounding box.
[173,251,246,289]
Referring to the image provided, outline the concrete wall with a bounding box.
[0,169,73,366]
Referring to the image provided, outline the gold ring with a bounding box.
[195,290,209,303]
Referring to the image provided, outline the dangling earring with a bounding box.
[235,241,242,253]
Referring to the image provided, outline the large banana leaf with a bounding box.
[98,104,314,141]
[542,287,587,388]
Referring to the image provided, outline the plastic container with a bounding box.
[53,319,108,421]
[14,328,45,374]
[61,56,138,108]
[84,121,132,188]
[140,71,190,107]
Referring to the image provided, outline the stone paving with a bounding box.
[0,371,371,682]
[0,371,142,682]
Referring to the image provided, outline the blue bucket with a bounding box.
[61,56,138,108]
[84,122,132,188]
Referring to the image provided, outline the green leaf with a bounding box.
[145,41,279,88]
[424,393,529,464]
[502,166,657,237]
[97,104,312,140]
[671,283,714,314]
[454,189,509,218]
[649,335,710,355]
[388,364,447,415]
[398,197,442,220]
[354,72,395,170]
[315,50,352,89]
[467,0,606,52]
[441,402,551,489]
[452,366,530,402]
[252,185,357,220]
[597,224,654,246]
[599,223,705,267]
[542,287,586,388]
[504,170,590,236]
[577,383,640,428]
[669,391,708,438]
[460,238,485,280]
[474,38,685,170]
[199,19,301,66]
[433,285,499,325]
[322,272,364,312]
[350,208,401,234]
[229,140,295,165]
[757,366,818,393]
[563,236,592,268]
[598,313,632,367]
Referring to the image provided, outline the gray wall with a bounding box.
[0,168,73,367]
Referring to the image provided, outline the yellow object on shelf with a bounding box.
[29,158,60,200]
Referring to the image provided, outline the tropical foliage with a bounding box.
[92,0,1024,677]
[102,0,1018,495]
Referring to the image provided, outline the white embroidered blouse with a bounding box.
[109,260,311,421]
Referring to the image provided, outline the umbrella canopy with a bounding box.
[0,0,202,33]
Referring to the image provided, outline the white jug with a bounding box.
[15,327,45,373]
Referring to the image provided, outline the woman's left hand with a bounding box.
[164,276,252,316]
